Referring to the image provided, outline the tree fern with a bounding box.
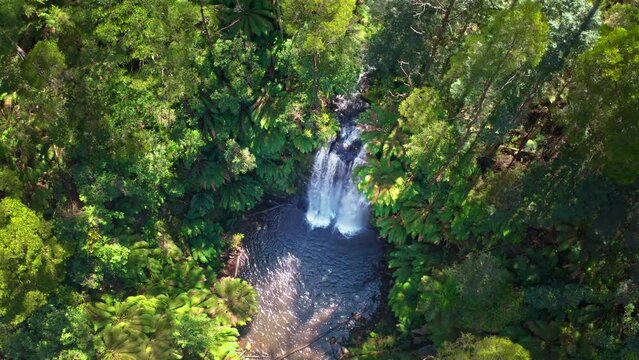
[140,315,178,360]
[195,159,227,191]
[187,193,216,219]
[255,158,295,193]
[214,277,258,326]
[219,0,276,37]
[99,325,145,360]
[218,178,263,212]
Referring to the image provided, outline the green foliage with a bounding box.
[279,0,363,105]
[216,179,262,212]
[280,0,356,53]
[398,87,455,173]
[5,1,638,360]
[365,0,429,81]
[566,24,639,183]
[210,36,264,106]
[345,331,413,360]
[356,2,638,359]
[366,0,510,85]
[439,334,531,360]
[172,312,240,359]
[443,255,523,334]
[0,198,66,325]
[89,0,204,104]
[0,0,25,57]
[1,299,94,359]
[94,242,131,277]
[224,139,257,175]
[21,40,66,89]
[402,254,523,344]
[0,167,23,198]
[538,0,601,72]
[214,277,258,326]
[448,1,549,88]
[85,275,256,359]
[218,0,276,37]
[1,0,343,357]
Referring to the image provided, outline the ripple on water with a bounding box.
[239,205,383,359]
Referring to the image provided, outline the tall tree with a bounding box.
[0,198,65,325]
[438,0,550,182]
[280,0,357,107]
[566,22,639,184]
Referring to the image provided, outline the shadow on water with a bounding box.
[238,204,383,359]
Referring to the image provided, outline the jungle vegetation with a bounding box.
[349,0,639,359]
[0,0,638,359]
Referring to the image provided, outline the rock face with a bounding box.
[329,126,363,164]
[331,93,370,124]
[331,70,372,124]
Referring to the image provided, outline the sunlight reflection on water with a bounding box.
[239,205,383,359]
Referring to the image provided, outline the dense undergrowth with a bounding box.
[0,0,366,358]
[1,0,638,359]
[347,1,639,359]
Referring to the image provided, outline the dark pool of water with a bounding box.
[238,204,383,359]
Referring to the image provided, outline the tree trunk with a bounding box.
[198,1,213,47]
[430,37,518,183]
[272,0,285,38]
[423,0,456,80]
[312,52,320,109]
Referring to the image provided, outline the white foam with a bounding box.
[305,127,369,237]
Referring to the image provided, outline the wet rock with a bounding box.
[331,94,371,123]
[417,345,437,357]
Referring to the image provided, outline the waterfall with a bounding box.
[305,124,370,237]
[239,85,381,359]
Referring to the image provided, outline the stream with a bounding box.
[238,94,384,359]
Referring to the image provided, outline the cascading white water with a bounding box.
[305,125,370,236]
